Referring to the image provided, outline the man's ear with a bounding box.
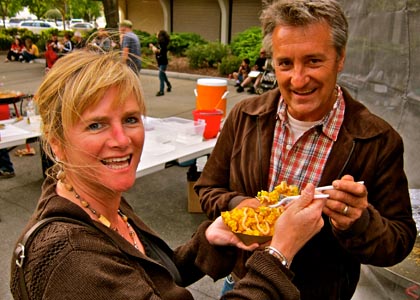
[337,49,346,73]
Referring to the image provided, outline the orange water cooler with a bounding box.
[194,78,229,117]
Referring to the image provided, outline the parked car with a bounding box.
[8,18,26,28]
[70,22,94,33]
[70,18,84,25]
[18,20,56,34]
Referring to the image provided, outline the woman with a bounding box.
[149,30,172,96]
[20,38,39,63]
[10,50,325,299]
[5,36,24,62]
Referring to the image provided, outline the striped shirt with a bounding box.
[268,86,345,191]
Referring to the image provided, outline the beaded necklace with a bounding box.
[58,177,139,250]
[74,191,139,250]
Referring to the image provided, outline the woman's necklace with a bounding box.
[74,190,139,250]
[59,179,139,250]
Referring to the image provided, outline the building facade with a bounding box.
[118,0,264,43]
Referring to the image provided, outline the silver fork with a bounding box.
[269,193,329,208]
[268,181,364,208]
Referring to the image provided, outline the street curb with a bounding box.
[141,69,235,85]
[33,58,236,86]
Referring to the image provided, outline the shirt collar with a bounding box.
[277,85,345,141]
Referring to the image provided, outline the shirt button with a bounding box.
[286,144,292,150]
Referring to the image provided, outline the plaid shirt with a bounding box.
[268,86,345,191]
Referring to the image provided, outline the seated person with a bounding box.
[5,36,24,62]
[73,31,85,49]
[231,58,251,87]
[236,49,267,93]
[49,33,61,53]
[20,38,39,63]
[60,33,74,54]
[44,40,59,71]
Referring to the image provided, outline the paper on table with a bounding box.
[0,124,30,138]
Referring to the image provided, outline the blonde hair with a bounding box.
[36,49,146,167]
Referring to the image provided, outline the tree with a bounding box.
[22,0,103,30]
[70,0,102,22]
[21,0,49,19]
[101,0,118,28]
[45,8,62,24]
[0,0,23,28]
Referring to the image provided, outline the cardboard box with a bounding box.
[187,180,203,213]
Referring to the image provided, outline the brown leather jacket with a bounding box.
[10,176,301,300]
[195,87,417,300]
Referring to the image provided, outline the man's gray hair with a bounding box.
[260,0,348,58]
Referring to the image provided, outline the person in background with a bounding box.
[20,38,39,63]
[92,28,112,51]
[60,32,73,54]
[236,49,267,94]
[195,0,417,299]
[10,49,326,300]
[5,36,24,62]
[149,30,172,96]
[49,33,61,54]
[44,39,59,72]
[0,149,15,179]
[231,58,251,88]
[119,20,141,74]
[73,31,85,49]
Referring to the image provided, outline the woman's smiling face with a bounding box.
[55,86,144,193]
[272,21,345,121]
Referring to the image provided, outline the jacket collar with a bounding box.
[239,87,386,140]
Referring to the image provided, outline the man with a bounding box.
[194,1,417,299]
[119,20,141,74]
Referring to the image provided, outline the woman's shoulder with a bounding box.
[18,219,120,274]
[11,219,127,300]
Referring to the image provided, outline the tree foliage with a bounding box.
[230,26,263,63]
[0,0,23,26]
[14,0,102,27]
[21,0,49,19]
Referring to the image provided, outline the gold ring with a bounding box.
[342,205,349,216]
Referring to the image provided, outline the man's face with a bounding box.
[272,21,345,121]
[119,26,128,34]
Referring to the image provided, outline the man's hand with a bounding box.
[322,175,368,230]
[270,183,326,263]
